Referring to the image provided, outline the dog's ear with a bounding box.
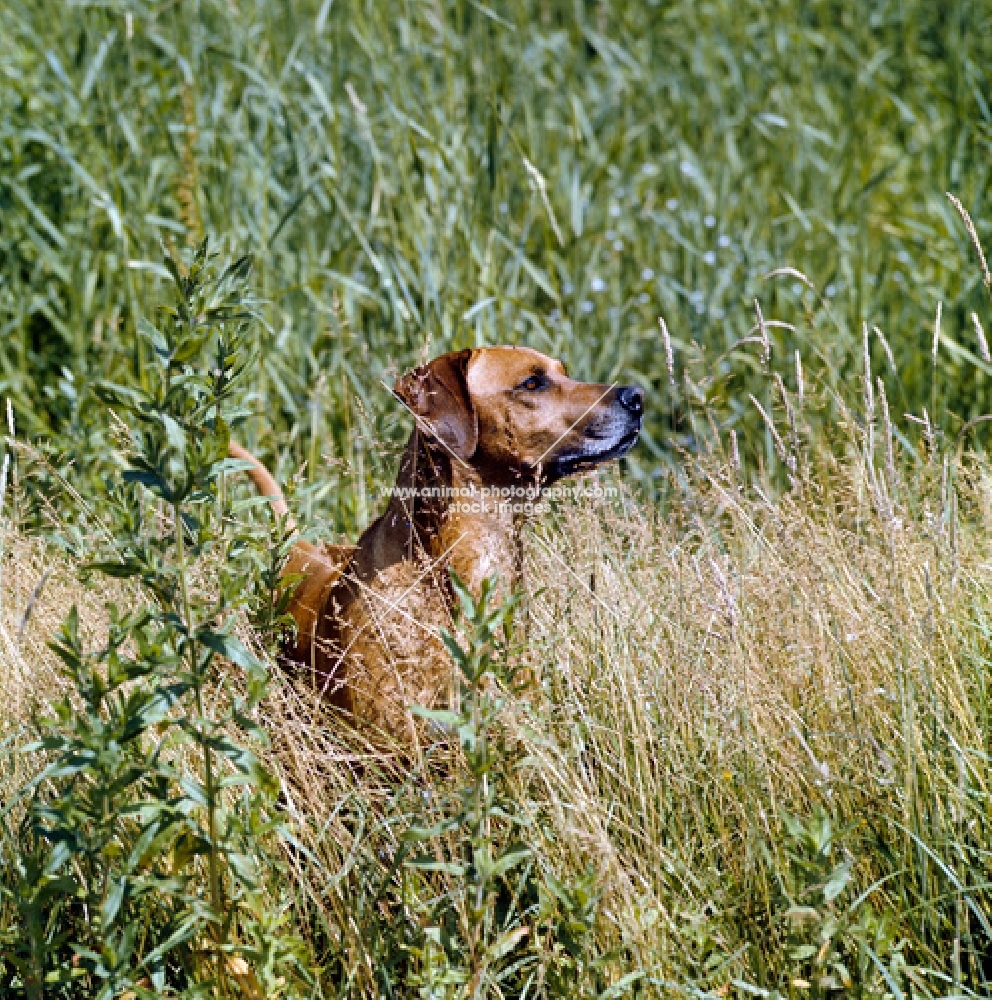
[393,350,477,460]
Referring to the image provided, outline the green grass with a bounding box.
[5,1,992,996]
[3,0,992,533]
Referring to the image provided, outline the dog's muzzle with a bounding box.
[546,384,644,479]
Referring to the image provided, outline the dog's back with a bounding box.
[281,539,355,679]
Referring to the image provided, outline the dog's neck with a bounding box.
[385,430,533,595]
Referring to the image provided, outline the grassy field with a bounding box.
[3,0,992,996]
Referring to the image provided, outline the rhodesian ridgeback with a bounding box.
[232,346,643,737]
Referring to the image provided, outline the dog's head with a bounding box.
[393,346,643,484]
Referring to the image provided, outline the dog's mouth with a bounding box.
[544,425,641,480]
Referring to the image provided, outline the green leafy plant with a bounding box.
[389,574,631,999]
[0,242,311,997]
[767,809,908,999]
[400,574,531,996]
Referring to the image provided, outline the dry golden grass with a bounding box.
[516,452,992,977]
[0,534,107,723]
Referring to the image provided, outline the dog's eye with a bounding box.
[518,373,548,391]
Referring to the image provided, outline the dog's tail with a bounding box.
[229,441,295,528]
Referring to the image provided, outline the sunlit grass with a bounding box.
[4,0,992,994]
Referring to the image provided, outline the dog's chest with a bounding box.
[435,514,519,594]
[338,559,454,737]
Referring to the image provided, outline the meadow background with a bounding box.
[3,0,992,997]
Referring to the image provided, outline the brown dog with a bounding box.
[232,346,643,737]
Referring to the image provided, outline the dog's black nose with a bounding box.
[616,385,644,416]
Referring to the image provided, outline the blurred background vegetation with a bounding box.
[2,0,991,533]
